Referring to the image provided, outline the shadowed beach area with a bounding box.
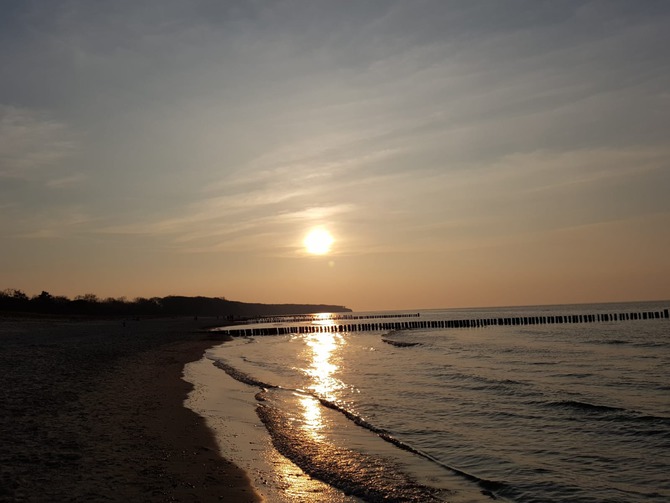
[0,316,260,502]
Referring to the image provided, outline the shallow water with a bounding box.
[195,301,670,502]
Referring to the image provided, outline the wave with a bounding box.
[539,400,670,425]
[548,372,594,379]
[256,400,446,503]
[381,338,421,348]
[439,371,535,397]
[211,356,507,500]
[544,399,626,414]
[631,341,670,349]
[381,330,423,348]
[315,396,504,492]
[211,359,279,389]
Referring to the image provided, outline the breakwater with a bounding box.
[240,312,420,325]
[219,308,669,337]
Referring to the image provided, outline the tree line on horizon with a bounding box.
[0,289,351,318]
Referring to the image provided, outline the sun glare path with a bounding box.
[304,228,334,255]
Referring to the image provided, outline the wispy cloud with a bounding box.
[45,172,87,189]
[10,206,93,240]
[0,105,77,181]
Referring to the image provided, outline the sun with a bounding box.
[304,228,334,255]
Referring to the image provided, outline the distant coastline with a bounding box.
[0,289,351,318]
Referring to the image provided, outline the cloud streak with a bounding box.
[0,105,77,181]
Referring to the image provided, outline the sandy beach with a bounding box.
[0,316,260,502]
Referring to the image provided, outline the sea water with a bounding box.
[188,301,670,502]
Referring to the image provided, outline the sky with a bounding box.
[1,0,669,311]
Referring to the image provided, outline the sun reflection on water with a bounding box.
[300,328,346,440]
[304,331,344,398]
[313,312,335,325]
[298,395,325,440]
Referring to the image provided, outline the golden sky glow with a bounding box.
[1,2,669,310]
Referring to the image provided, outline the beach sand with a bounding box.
[0,316,261,502]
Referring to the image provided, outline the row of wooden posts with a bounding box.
[219,308,669,337]
[246,312,421,325]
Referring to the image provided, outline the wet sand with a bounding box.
[185,354,362,503]
[0,316,261,502]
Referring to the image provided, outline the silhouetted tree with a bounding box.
[38,291,52,301]
[0,289,30,312]
[75,293,99,303]
[0,289,351,317]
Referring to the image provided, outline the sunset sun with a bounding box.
[304,228,334,255]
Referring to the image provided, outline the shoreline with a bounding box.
[196,334,495,503]
[185,349,363,502]
[0,316,260,502]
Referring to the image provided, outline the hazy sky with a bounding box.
[2,0,669,310]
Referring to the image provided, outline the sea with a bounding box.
[185,301,670,503]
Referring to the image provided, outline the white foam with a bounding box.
[183,353,361,502]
